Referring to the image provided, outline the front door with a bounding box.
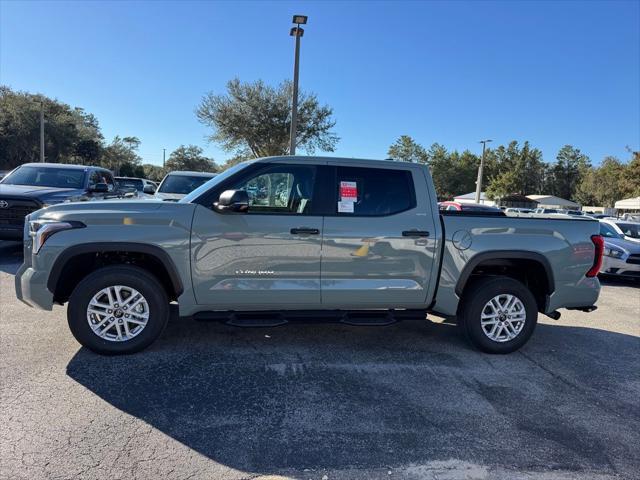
[321,164,437,307]
[191,163,323,308]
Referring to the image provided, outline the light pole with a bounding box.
[39,102,45,162]
[289,14,307,156]
[475,139,492,203]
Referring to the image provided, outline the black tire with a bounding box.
[459,276,538,354]
[67,265,169,355]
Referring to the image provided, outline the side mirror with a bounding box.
[214,189,249,213]
[143,185,156,194]
[90,183,109,193]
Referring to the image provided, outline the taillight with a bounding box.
[586,235,604,277]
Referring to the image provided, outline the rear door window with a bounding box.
[334,166,415,216]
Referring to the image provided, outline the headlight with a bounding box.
[603,246,625,259]
[29,220,84,254]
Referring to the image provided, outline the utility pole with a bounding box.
[163,148,166,168]
[475,139,492,203]
[40,103,45,163]
[289,15,307,156]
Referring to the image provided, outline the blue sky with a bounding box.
[1,0,638,166]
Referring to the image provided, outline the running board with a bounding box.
[193,309,427,327]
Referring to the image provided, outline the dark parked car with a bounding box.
[0,163,120,240]
[114,177,157,198]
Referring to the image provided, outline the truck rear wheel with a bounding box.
[67,265,169,355]
[459,276,537,354]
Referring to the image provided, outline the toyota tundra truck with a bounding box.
[15,156,603,355]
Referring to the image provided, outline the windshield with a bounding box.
[600,223,621,238]
[617,223,640,239]
[116,178,144,191]
[180,162,254,203]
[1,165,85,189]
[158,174,216,194]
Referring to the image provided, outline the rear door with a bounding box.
[320,163,437,307]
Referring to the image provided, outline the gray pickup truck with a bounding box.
[15,156,603,355]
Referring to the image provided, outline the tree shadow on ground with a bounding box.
[66,315,640,476]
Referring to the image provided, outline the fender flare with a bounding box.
[47,242,184,296]
[454,250,555,297]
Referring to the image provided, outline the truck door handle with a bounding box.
[402,230,430,237]
[290,228,320,235]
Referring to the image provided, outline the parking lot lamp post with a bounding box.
[289,14,307,156]
[475,139,492,203]
[40,102,45,162]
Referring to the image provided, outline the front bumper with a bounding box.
[600,255,640,277]
[15,262,54,311]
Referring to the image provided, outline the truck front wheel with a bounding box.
[459,276,538,354]
[67,265,170,355]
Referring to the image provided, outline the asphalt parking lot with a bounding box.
[0,240,639,480]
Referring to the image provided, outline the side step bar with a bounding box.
[193,309,428,327]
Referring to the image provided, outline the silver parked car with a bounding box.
[599,221,640,278]
[600,218,640,244]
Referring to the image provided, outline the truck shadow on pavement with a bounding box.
[65,314,640,476]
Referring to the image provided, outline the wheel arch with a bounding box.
[455,250,555,312]
[47,242,184,303]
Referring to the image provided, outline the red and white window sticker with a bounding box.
[340,181,358,202]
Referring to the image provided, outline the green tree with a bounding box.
[74,139,102,165]
[0,86,103,169]
[427,143,480,200]
[388,135,429,163]
[575,152,640,207]
[142,164,166,182]
[574,168,598,206]
[218,153,252,171]
[486,141,545,199]
[102,136,142,176]
[545,145,591,200]
[592,157,628,208]
[621,148,640,197]
[196,78,338,158]
[165,145,217,172]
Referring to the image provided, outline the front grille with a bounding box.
[627,254,640,265]
[0,198,40,227]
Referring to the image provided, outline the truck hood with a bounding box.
[154,192,185,201]
[30,199,195,224]
[0,184,85,204]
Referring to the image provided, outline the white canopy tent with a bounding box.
[614,196,640,210]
